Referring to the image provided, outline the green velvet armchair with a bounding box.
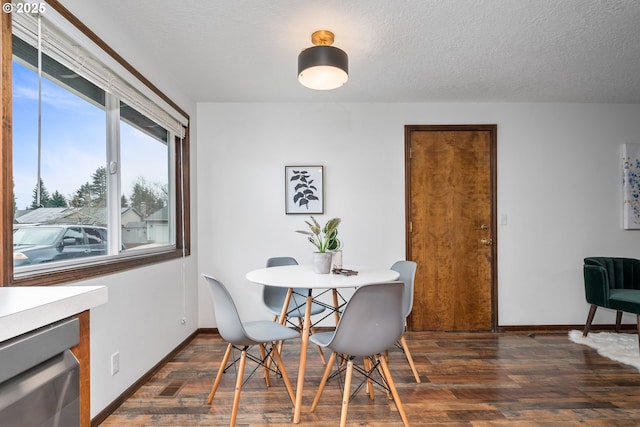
[583,257,640,351]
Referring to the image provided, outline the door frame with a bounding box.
[404,124,498,331]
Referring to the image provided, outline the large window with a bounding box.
[2,1,190,286]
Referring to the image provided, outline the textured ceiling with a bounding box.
[59,0,640,103]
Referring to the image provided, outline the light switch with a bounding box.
[500,214,508,225]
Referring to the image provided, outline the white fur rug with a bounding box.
[568,330,640,371]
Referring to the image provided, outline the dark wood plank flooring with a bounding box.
[99,331,640,426]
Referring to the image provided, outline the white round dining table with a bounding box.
[246,264,399,290]
[246,264,400,424]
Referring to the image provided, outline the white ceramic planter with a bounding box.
[313,252,332,274]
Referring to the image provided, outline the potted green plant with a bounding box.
[296,216,341,273]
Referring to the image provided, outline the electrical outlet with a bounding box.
[111,352,120,376]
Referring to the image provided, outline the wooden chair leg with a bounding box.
[271,342,296,404]
[583,305,598,337]
[310,327,327,364]
[265,341,280,373]
[208,343,233,404]
[279,289,293,325]
[339,358,355,427]
[332,289,341,325]
[311,351,337,412]
[230,349,247,427]
[616,311,623,333]
[364,357,375,400]
[260,344,271,387]
[271,343,296,403]
[316,344,327,364]
[266,315,284,372]
[399,334,421,383]
[267,309,284,372]
[375,359,392,399]
[377,354,410,427]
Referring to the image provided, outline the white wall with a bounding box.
[197,102,640,329]
[72,258,199,418]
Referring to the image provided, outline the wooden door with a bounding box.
[405,125,497,331]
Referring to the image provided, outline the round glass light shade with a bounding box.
[298,45,348,90]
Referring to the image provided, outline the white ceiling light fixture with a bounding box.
[298,30,348,90]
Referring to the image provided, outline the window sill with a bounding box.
[11,248,190,287]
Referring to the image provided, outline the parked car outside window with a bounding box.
[13,225,109,267]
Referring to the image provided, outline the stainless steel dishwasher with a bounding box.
[0,317,80,427]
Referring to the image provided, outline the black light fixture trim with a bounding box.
[298,45,349,76]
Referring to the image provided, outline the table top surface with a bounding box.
[246,264,400,289]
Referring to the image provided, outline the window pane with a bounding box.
[120,102,171,250]
[12,54,108,269]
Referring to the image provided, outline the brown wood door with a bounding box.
[405,125,497,331]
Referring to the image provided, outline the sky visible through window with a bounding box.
[12,61,168,212]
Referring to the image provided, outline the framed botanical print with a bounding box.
[285,166,324,214]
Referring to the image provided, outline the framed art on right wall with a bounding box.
[623,143,640,229]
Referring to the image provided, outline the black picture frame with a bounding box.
[285,166,324,214]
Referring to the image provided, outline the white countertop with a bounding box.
[0,286,108,342]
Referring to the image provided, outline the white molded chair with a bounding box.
[203,274,298,427]
[391,260,421,383]
[309,281,410,427]
[263,256,327,363]
[263,257,326,324]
